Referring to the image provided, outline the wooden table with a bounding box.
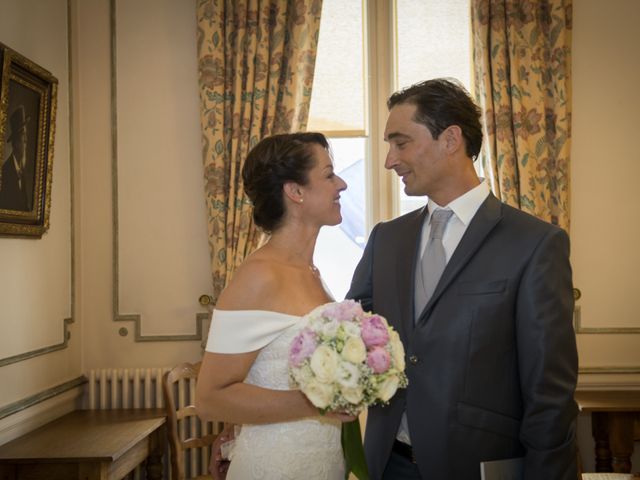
[575,390,640,473]
[0,409,166,480]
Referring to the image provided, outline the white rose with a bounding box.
[377,375,400,402]
[342,321,361,338]
[310,345,339,383]
[291,364,313,387]
[303,380,335,409]
[341,385,364,405]
[322,319,340,338]
[337,361,361,389]
[341,336,367,364]
[389,331,406,371]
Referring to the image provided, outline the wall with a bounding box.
[571,0,640,471]
[0,0,81,441]
[572,0,640,388]
[0,0,210,442]
[73,0,210,371]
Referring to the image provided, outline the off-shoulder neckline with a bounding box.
[213,309,302,319]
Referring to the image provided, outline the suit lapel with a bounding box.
[395,207,428,339]
[416,194,503,325]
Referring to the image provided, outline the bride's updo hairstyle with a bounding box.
[242,132,329,232]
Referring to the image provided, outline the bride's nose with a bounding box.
[337,175,347,191]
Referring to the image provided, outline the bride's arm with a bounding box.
[195,350,317,423]
[196,256,355,424]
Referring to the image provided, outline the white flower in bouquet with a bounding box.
[341,385,364,405]
[310,345,340,383]
[389,330,406,371]
[377,375,401,402]
[304,379,335,409]
[337,361,361,389]
[341,336,367,364]
[289,300,408,415]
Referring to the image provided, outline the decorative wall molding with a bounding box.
[0,0,75,367]
[0,376,85,420]
[576,381,640,391]
[109,0,209,342]
[574,305,640,334]
[0,318,74,367]
[575,303,640,374]
[579,366,640,374]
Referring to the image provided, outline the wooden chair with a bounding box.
[163,361,220,480]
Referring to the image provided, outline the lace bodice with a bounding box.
[207,310,345,480]
[244,322,302,389]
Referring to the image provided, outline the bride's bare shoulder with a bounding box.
[216,256,284,311]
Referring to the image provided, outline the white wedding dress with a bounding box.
[205,309,345,480]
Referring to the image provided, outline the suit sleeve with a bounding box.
[345,223,380,312]
[516,227,578,480]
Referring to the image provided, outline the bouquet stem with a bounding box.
[342,419,369,480]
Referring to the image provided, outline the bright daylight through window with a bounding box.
[309,0,471,300]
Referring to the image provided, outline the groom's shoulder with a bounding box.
[376,206,424,233]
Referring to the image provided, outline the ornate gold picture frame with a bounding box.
[0,42,58,237]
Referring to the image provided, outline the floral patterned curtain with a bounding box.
[196,0,322,301]
[472,0,572,230]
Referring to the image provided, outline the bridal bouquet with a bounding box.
[289,300,408,416]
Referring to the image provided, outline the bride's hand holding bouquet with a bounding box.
[288,299,408,480]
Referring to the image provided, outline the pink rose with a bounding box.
[289,328,318,367]
[360,315,389,347]
[322,300,364,322]
[367,347,391,374]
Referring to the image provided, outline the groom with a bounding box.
[346,78,578,479]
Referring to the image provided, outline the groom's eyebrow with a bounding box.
[385,132,410,142]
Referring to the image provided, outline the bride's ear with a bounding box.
[283,182,304,205]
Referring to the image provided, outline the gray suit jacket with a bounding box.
[347,193,578,480]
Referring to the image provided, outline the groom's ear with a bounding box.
[283,182,303,204]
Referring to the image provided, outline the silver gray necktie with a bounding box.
[414,209,453,319]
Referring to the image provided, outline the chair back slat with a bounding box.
[162,361,222,480]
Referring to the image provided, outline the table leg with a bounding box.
[609,412,634,473]
[592,412,612,472]
[145,424,165,480]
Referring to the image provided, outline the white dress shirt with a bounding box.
[397,180,491,446]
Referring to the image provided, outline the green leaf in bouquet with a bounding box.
[342,419,369,480]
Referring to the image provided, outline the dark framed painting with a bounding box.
[0,42,58,237]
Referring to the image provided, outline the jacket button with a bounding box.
[409,355,418,365]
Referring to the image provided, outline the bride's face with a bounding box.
[300,144,347,227]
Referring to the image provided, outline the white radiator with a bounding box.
[86,367,215,479]
[87,368,168,410]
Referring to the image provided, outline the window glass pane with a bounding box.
[396,0,471,215]
[308,0,365,133]
[314,138,366,300]
[396,0,471,90]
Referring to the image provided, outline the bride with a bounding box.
[195,132,353,479]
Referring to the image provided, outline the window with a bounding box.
[310,0,471,300]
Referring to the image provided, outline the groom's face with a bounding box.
[383,103,448,197]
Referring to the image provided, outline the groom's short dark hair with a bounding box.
[388,78,483,160]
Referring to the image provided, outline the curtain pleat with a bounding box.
[197,0,323,301]
[472,0,572,230]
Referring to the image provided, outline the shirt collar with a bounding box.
[427,180,490,226]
